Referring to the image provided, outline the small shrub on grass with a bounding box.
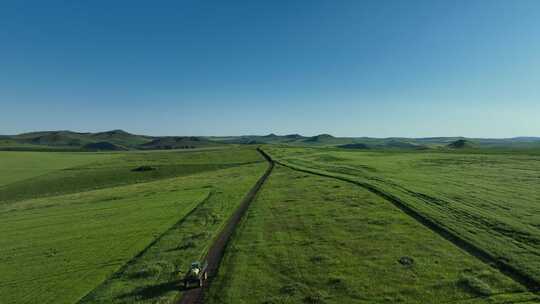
[327,276,348,291]
[132,165,157,172]
[398,256,415,266]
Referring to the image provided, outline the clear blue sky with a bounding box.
[1,0,539,137]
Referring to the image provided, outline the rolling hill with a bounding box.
[0,130,221,151]
[139,136,220,150]
[82,141,128,151]
[446,139,475,149]
[2,130,540,151]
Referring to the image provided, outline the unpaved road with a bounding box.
[177,148,274,304]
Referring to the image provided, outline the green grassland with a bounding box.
[207,164,537,304]
[263,146,540,288]
[0,147,260,203]
[0,151,115,186]
[0,147,267,304]
[0,180,207,304]
[80,162,267,304]
[2,141,539,304]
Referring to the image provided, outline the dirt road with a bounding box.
[177,148,274,304]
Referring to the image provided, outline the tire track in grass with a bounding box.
[178,148,274,304]
[259,148,540,293]
[442,290,540,304]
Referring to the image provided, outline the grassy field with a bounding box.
[0,147,259,203]
[0,151,115,186]
[2,143,538,303]
[207,165,537,303]
[79,163,267,304]
[263,146,540,289]
[0,147,267,304]
[0,180,207,304]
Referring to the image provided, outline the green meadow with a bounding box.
[79,163,267,304]
[0,147,259,203]
[0,148,267,304]
[0,181,207,304]
[0,151,114,186]
[1,144,539,304]
[263,146,540,289]
[207,164,536,304]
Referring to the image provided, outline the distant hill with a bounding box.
[505,137,540,143]
[213,136,261,145]
[90,129,150,147]
[338,143,370,149]
[139,136,219,150]
[447,139,474,149]
[303,134,335,143]
[14,131,92,147]
[382,140,428,150]
[209,134,540,150]
[82,141,127,151]
[0,130,223,151]
[261,133,279,139]
[208,133,307,145]
[7,130,149,148]
[283,134,304,140]
[2,130,540,151]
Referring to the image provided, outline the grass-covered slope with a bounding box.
[0,147,267,304]
[139,136,220,150]
[210,134,540,150]
[82,141,128,151]
[264,146,540,289]
[447,139,475,149]
[80,162,267,304]
[3,130,540,151]
[0,130,224,151]
[0,147,262,203]
[0,151,115,187]
[207,165,532,304]
[0,178,208,304]
[0,130,145,151]
[90,129,151,147]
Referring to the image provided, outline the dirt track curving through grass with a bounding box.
[177,148,274,304]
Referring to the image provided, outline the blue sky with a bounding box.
[1,0,539,137]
